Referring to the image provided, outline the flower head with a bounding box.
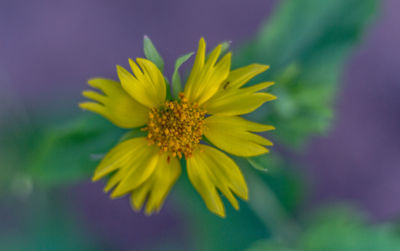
[80,38,276,217]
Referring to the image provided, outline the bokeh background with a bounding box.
[1,0,400,250]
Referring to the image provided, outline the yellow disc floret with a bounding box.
[143,93,206,158]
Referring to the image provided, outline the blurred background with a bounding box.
[1,0,400,250]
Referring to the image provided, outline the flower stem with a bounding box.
[246,169,301,244]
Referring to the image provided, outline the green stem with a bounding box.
[246,169,300,244]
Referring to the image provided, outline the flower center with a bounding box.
[144,93,206,158]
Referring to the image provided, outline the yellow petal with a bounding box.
[186,145,248,217]
[184,38,206,99]
[204,115,274,157]
[224,64,269,90]
[202,64,273,115]
[92,137,149,181]
[204,91,276,116]
[198,52,232,105]
[184,38,231,105]
[241,81,275,94]
[117,58,166,109]
[130,153,181,215]
[79,78,149,128]
[110,143,160,198]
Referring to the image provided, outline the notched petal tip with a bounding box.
[199,37,206,45]
[78,101,103,111]
[128,57,137,66]
[214,208,226,218]
[91,174,100,182]
[268,94,278,101]
[253,64,270,73]
[87,77,107,86]
[130,202,142,213]
[110,189,125,199]
[116,65,135,80]
[116,64,126,74]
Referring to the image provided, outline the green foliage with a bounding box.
[0,191,98,251]
[247,207,400,251]
[301,208,400,250]
[143,35,165,73]
[247,153,281,172]
[247,240,294,251]
[171,52,194,99]
[28,114,123,187]
[235,0,378,147]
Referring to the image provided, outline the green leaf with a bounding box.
[0,190,99,250]
[247,207,400,251]
[300,207,400,251]
[246,240,295,251]
[143,35,165,73]
[234,0,378,147]
[171,52,193,99]
[247,154,271,172]
[27,114,123,186]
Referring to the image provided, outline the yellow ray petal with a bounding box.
[241,81,275,94]
[197,53,231,105]
[104,164,131,192]
[204,92,276,116]
[184,38,231,105]
[184,38,206,99]
[186,151,225,217]
[111,143,160,198]
[224,64,269,90]
[117,58,166,109]
[204,115,274,157]
[130,153,181,215]
[202,64,273,115]
[92,137,149,181]
[79,78,149,128]
[186,145,248,217]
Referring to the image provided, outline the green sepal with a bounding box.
[206,40,231,60]
[247,154,270,172]
[171,52,194,99]
[219,40,231,56]
[118,127,147,143]
[143,35,165,73]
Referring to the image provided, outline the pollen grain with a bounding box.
[143,93,206,158]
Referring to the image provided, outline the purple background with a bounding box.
[1,0,399,248]
[304,0,400,221]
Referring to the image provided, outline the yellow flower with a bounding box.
[80,38,276,217]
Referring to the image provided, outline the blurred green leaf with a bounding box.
[247,154,278,172]
[143,35,165,73]
[247,240,295,251]
[300,207,400,251]
[27,114,122,187]
[235,0,378,147]
[247,207,400,251]
[171,52,193,99]
[0,190,98,251]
